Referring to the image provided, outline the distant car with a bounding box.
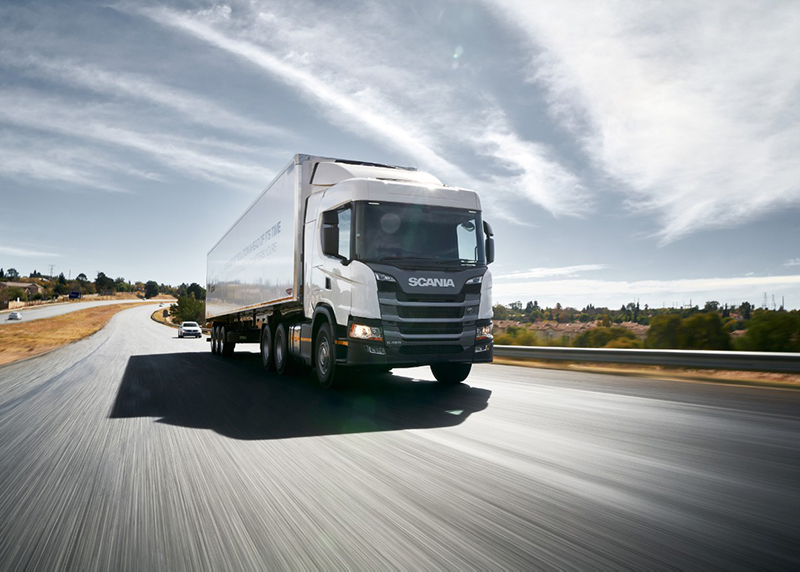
[178,321,202,338]
[8,311,22,320]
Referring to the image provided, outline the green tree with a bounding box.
[95,272,114,292]
[740,301,752,320]
[76,273,88,282]
[1,286,26,302]
[187,282,206,301]
[738,311,800,352]
[677,312,730,350]
[144,280,159,299]
[6,268,19,279]
[169,294,205,324]
[646,314,683,348]
[493,304,510,320]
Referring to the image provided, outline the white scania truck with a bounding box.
[206,154,494,388]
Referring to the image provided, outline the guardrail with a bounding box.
[493,345,800,374]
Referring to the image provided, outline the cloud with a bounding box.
[135,2,587,219]
[0,50,287,139]
[0,246,59,258]
[484,1,800,242]
[497,264,607,280]
[785,259,800,267]
[0,91,274,188]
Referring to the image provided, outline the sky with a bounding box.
[1,0,799,310]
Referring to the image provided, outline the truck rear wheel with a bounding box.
[274,323,294,375]
[315,322,344,389]
[260,325,273,371]
[211,326,219,354]
[221,326,235,357]
[431,363,471,384]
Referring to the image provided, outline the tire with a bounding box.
[431,363,471,384]
[315,322,344,389]
[274,323,293,375]
[260,324,274,371]
[211,326,219,354]
[221,326,235,357]
[179,333,183,338]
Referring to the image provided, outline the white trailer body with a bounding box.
[206,154,495,387]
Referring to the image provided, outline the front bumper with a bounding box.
[344,338,493,367]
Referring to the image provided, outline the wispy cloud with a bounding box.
[484,1,800,242]
[135,2,587,219]
[785,258,800,267]
[0,50,287,139]
[0,91,274,188]
[497,264,607,280]
[0,246,59,258]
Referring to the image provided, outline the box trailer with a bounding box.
[207,154,494,388]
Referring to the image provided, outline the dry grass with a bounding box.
[151,308,178,328]
[493,357,800,390]
[0,303,155,366]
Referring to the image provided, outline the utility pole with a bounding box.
[48,264,55,280]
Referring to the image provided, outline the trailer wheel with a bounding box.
[221,326,235,357]
[274,323,293,375]
[211,326,219,354]
[260,325,274,371]
[315,322,344,389]
[431,363,471,384]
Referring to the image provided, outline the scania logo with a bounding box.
[408,277,455,288]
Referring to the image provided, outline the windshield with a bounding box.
[354,202,485,267]
[183,322,198,327]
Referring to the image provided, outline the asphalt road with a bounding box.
[0,298,155,325]
[1,304,799,569]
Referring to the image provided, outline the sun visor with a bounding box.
[311,162,443,187]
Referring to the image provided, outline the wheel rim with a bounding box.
[318,337,330,377]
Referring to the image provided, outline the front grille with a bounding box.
[399,345,464,356]
[397,322,463,335]
[397,306,463,319]
[395,291,464,303]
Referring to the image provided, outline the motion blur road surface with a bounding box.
[0,298,154,326]
[1,305,799,569]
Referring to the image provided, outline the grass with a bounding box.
[0,302,155,366]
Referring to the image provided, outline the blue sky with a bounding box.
[1,0,799,309]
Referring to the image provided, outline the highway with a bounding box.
[0,298,156,325]
[1,304,799,569]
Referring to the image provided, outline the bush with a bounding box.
[494,325,540,346]
[676,312,730,350]
[574,326,635,348]
[604,337,642,349]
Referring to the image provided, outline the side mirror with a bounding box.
[485,236,495,265]
[322,226,339,257]
[483,220,494,237]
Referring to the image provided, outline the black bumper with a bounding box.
[344,339,493,367]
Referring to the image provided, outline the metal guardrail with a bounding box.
[493,345,800,374]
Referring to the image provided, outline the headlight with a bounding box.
[374,272,396,282]
[349,323,383,341]
[465,275,483,284]
[476,323,493,340]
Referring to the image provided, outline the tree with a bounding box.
[76,273,88,282]
[740,301,752,320]
[738,311,800,352]
[0,268,4,279]
[95,272,114,292]
[646,314,682,348]
[169,294,205,324]
[493,304,509,320]
[144,280,159,299]
[677,312,730,350]
[1,286,26,302]
[704,301,720,312]
[187,282,206,301]
[574,326,636,348]
[6,268,19,279]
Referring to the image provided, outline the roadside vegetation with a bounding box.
[494,300,800,353]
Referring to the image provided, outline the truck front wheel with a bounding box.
[315,323,343,389]
[221,326,235,357]
[211,326,219,354]
[431,363,471,384]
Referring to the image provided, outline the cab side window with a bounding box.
[337,206,351,260]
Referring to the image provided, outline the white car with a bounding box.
[8,311,22,320]
[178,321,203,338]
